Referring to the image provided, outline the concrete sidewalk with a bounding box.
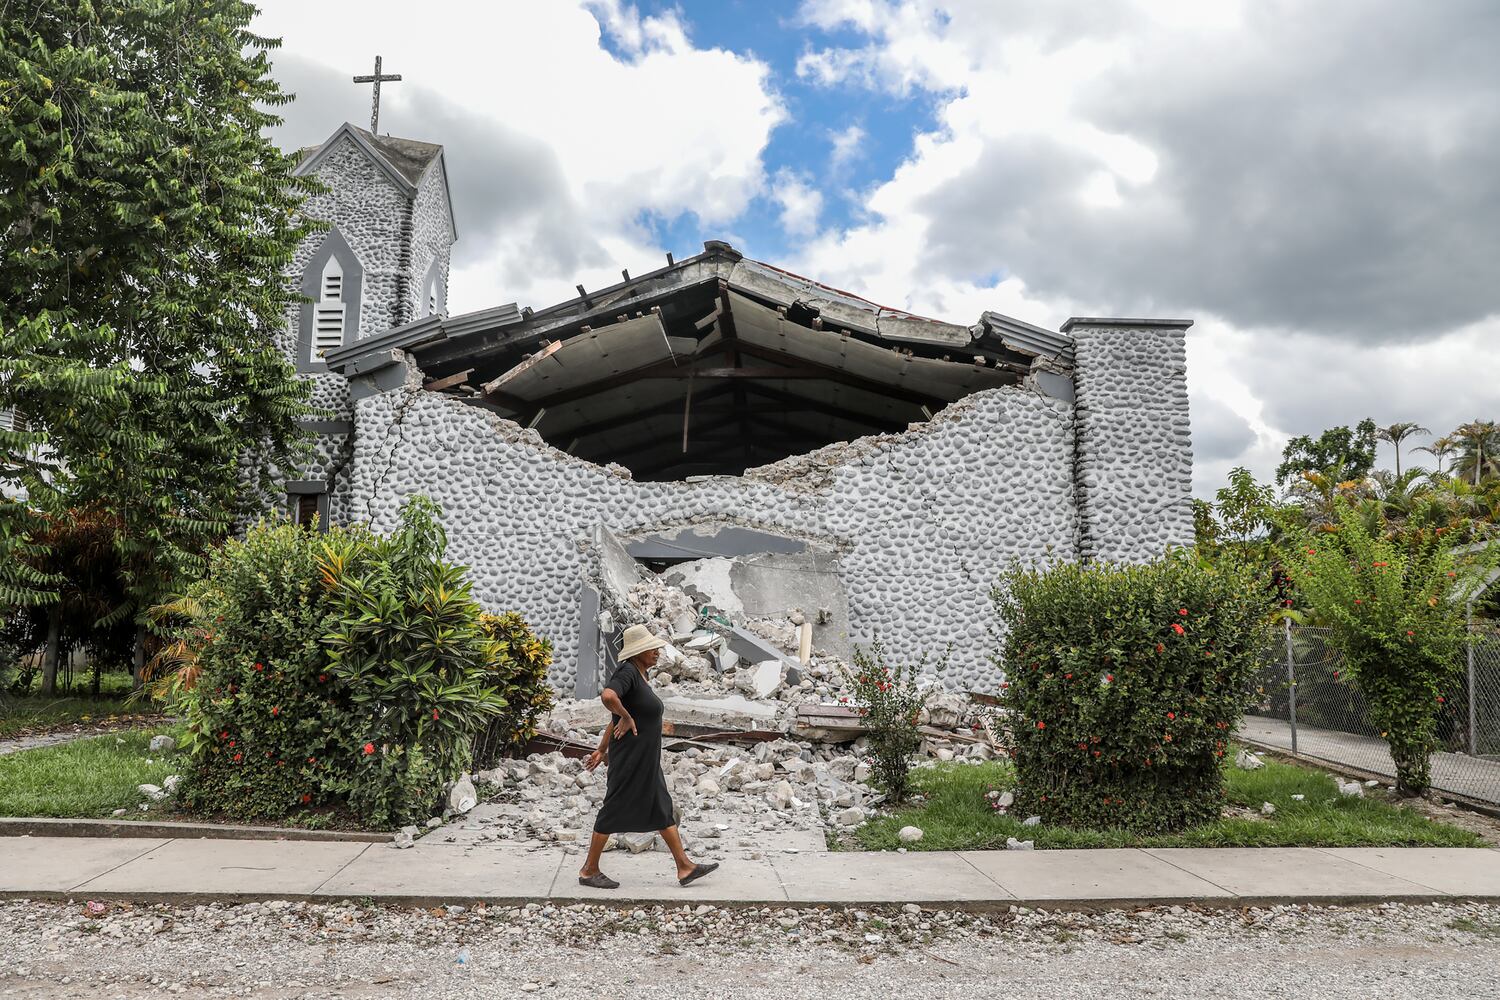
[4,835,1500,909]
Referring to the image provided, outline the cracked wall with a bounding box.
[350,361,1079,692]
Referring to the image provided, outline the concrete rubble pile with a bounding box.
[428,570,994,855]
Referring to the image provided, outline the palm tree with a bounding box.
[1376,422,1430,477]
[1453,421,1500,487]
[1418,435,1461,475]
[1371,467,1429,522]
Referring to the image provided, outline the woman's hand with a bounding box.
[585,748,607,771]
[613,715,637,741]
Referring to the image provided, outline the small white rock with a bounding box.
[1021,815,1041,827]
[1261,801,1276,815]
[1005,837,1035,851]
[898,825,924,844]
[1235,749,1265,770]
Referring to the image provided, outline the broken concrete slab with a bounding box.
[623,524,808,561]
[723,624,795,668]
[662,557,744,618]
[661,694,781,730]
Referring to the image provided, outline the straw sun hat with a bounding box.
[617,623,667,662]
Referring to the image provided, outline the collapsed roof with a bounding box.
[327,241,1077,480]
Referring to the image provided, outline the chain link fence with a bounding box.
[1243,624,1500,806]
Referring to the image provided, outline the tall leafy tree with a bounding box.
[0,2,316,654]
[1376,422,1429,478]
[1418,435,1461,476]
[1275,418,1378,487]
[1453,421,1500,487]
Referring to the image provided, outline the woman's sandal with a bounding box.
[578,872,620,889]
[678,862,719,887]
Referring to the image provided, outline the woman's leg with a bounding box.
[579,831,610,877]
[657,826,697,879]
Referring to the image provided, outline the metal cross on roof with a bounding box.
[352,55,402,134]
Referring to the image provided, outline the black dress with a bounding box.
[592,662,675,834]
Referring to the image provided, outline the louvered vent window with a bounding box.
[0,408,16,432]
[312,259,346,360]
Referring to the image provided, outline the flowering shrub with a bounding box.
[1286,501,1491,793]
[840,641,933,802]
[993,552,1271,832]
[171,497,540,827]
[172,520,357,821]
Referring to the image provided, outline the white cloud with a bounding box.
[787,0,1500,495]
[770,170,825,237]
[252,0,785,312]
[828,123,867,169]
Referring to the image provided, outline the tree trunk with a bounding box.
[39,605,61,696]
[132,627,146,691]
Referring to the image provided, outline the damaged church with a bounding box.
[276,121,1195,697]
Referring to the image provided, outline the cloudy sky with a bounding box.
[251,0,1500,496]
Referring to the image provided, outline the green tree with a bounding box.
[1276,418,1378,487]
[1376,422,1430,478]
[1452,421,1500,487]
[0,1,317,656]
[1417,435,1461,476]
[1285,503,1492,794]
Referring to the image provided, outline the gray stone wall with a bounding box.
[1068,320,1194,563]
[349,362,1078,692]
[270,131,452,525]
[407,166,453,320]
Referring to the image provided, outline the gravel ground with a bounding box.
[3,898,1499,999]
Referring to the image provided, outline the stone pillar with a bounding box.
[1062,317,1194,563]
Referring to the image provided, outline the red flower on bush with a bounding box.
[1104,674,1113,683]
[1167,712,1175,720]
[432,708,439,721]
[307,757,316,764]
[318,674,327,683]
[1064,672,1072,680]
[1155,642,1165,652]
[270,706,279,716]
[228,740,235,747]
[254,662,264,672]
[1036,721,1045,730]
[232,753,242,762]
[301,794,312,804]
[1179,608,1188,617]
[1172,623,1185,635]
[363,742,375,755]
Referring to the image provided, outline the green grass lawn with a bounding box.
[850,755,1485,850]
[0,725,187,818]
[0,672,159,738]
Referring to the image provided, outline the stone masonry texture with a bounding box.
[351,363,1086,692]
[272,128,454,520]
[1069,321,1194,563]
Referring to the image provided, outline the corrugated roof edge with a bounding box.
[979,310,1077,368]
[322,301,522,372]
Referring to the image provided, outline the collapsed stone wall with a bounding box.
[349,363,1079,693]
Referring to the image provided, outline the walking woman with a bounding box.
[578,624,719,889]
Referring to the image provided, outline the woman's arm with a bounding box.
[601,689,637,740]
[585,718,611,771]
